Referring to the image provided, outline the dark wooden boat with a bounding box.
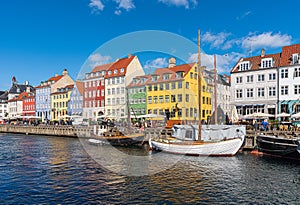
[256,135,300,159]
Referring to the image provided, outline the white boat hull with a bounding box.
[150,137,244,156]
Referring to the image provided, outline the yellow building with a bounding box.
[146,58,212,123]
[51,84,74,121]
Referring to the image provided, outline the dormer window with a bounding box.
[120,68,124,73]
[239,61,251,71]
[163,74,170,80]
[151,76,158,82]
[176,71,184,78]
[261,58,273,68]
[114,69,118,74]
[108,71,112,75]
[101,71,106,76]
[292,53,299,64]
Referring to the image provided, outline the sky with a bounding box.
[0,0,299,90]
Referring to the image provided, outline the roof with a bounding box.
[51,84,74,95]
[231,53,281,73]
[8,84,34,94]
[8,91,29,102]
[91,63,113,73]
[127,75,152,88]
[36,74,64,89]
[76,81,84,95]
[280,44,300,66]
[105,55,135,78]
[168,63,195,77]
[0,91,8,101]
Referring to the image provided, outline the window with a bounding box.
[239,61,250,71]
[186,82,189,89]
[247,75,253,83]
[120,68,124,73]
[186,94,189,102]
[294,68,300,77]
[159,96,164,103]
[148,85,152,92]
[112,78,115,84]
[116,77,120,84]
[172,83,176,89]
[153,96,157,104]
[190,72,193,79]
[108,71,112,75]
[178,94,182,102]
[281,69,288,78]
[268,87,276,97]
[261,58,273,68]
[165,95,170,103]
[176,72,184,78]
[281,86,288,95]
[269,73,276,80]
[292,53,299,64]
[148,96,152,104]
[112,88,115,95]
[258,74,265,82]
[171,95,176,102]
[154,85,158,91]
[178,82,182,89]
[107,89,111,95]
[159,84,164,90]
[114,69,118,74]
[257,88,265,97]
[165,83,170,90]
[163,74,170,80]
[236,89,242,99]
[236,76,242,83]
[294,85,300,94]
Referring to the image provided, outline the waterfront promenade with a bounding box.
[1,124,299,150]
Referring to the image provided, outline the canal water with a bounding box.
[0,133,299,204]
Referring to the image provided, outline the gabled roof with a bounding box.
[127,75,152,88]
[76,81,84,95]
[105,55,135,78]
[231,53,281,73]
[51,84,74,95]
[280,44,300,66]
[169,63,195,77]
[8,84,34,94]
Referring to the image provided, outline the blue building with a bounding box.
[68,81,83,116]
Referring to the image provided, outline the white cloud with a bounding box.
[88,53,112,67]
[242,32,292,51]
[115,10,122,15]
[89,0,104,13]
[114,0,135,11]
[188,52,243,73]
[144,58,168,73]
[202,32,232,50]
[158,0,198,9]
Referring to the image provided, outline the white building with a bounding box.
[0,91,8,118]
[230,49,280,117]
[105,55,145,119]
[278,44,300,114]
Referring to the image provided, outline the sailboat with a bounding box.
[149,30,246,156]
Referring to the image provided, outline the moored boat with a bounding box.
[256,135,300,160]
[150,125,245,156]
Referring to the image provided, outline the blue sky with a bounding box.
[0,0,299,90]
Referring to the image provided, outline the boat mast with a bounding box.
[197,29,202,141]
[214,54,217,124]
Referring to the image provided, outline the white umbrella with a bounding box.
[292,112,300,118]
[276,112,290,118]
[244,112,274,119]
[231,106,239,123]
[58,115,71,119]
[137,114,165,119]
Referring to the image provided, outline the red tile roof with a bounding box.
[231,53,281,73]
[76,81,84,95]
[48,75,63,82]
[91,63,113,73]
[105,55,135,78]
[280,44,300,66]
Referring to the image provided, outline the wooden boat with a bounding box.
[256,135,300,160]
[149,30,245,156]
[89,120,145,147]
[149,125,245,156]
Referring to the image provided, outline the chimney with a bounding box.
[168,57,176,68]
[62,68,68,76]
[55,73,58,77]
[26,86,31,93]
[261,48,265,57]
[128,54,132,58]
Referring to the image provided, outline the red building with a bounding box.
[22,92,36,116]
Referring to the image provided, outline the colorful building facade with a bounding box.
[51,85,74,121]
